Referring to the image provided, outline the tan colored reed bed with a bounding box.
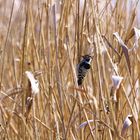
[0,0,140,139]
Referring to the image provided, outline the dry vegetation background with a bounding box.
[0,0,140,140]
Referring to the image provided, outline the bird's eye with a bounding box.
[85,58,90,61]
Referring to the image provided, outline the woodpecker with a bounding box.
[77,55,92,86]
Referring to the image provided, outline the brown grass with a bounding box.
[0,0,140,139]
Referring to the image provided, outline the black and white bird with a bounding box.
[77,55,92,86]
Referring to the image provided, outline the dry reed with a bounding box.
[0,0,140,139]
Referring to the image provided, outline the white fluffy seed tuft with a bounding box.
[25,71,39,95]
[112,75,123,89]
[121,115,133,137]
